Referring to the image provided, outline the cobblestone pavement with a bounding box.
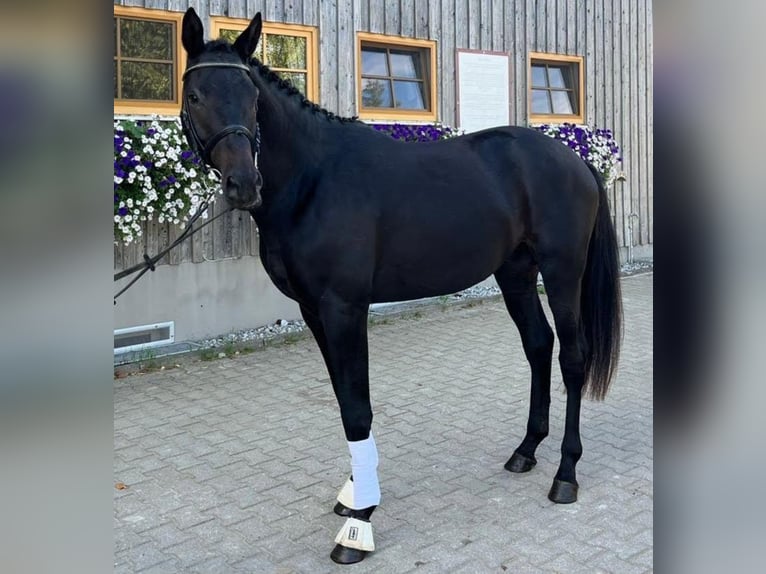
[114,272,652,573]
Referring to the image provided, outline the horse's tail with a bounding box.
[581,163,623,400]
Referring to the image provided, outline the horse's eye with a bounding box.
[188,93,200,104]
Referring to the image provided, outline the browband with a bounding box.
[182,62,251,81]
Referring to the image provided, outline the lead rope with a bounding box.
[114,177,231,302]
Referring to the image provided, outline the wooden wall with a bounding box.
[115,0,653,271]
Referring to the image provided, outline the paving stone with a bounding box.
[114,273,653,573]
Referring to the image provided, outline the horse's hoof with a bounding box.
[504,452,537,473]
[334,501,353,517]
[548,478,578,503]
[331,544,368,564]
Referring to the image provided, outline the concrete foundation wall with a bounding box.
[114,256,300,343]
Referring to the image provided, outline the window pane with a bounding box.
[362,48,388,76]
[393,80,425,109]
[219,28,239,44]
[120,19,173,60]
[267,34,306,69]
[548,66,567,88]
[114,61,118,98]
[531,65,547,87]
[220,28,264,60]
[121,61,174,100]
[390,51,420,78]
[531,89,551,114]
[279,72,307,96]
[361,78,392,107]
[551,90,575,114]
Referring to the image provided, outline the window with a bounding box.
[113,7,184,115]
[529,53,584,124]
[211,18,318,101]
[357,33,437,122]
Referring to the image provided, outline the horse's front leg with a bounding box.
[313,294,378,564]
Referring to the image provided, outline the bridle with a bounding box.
[114,61,262,302]
[180,62,261,171]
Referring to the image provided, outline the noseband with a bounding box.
[180,62,261,171]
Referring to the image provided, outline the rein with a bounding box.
[114,60,261,302]
[113,195,234,302]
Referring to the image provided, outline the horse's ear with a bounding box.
[182,8,205,59]
[233,13,262,61]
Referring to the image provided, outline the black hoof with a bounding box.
[548,478,578,504]
[504,452,537,473]
[331,544,368,564]
[334,501,353,517]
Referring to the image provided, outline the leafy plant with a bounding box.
[534,123,623,187]
[114,117,221,245]
[370,122,461,142]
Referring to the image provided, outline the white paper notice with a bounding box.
[457,51,510,133]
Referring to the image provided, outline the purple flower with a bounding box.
[118,207,128,216]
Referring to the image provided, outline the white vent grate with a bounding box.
[114,322,175,355]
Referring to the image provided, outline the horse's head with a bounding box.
[181,8,264,210]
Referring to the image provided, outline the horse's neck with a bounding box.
[252,71,323,195]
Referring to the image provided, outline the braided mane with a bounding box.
[249,58,359,124]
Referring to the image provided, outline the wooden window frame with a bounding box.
[210,17,319,102]
[357,32,437,122]
[113,6,185,115]
[528,52,585,125]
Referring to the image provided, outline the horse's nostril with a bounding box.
[226,175,240,191]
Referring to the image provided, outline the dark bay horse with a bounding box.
[180,9,622,564]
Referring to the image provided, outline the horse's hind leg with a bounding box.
[538,258,588,504]
[494,251,555,474]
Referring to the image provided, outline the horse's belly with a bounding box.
[370,234,507,303]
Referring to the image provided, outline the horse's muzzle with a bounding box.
[223,168,263,210]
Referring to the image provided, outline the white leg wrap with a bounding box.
[347,434,380,508]
[334,517,375,551]
[336,477,355,508]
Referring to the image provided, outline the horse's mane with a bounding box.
[250,59,359,124]
[202,40,359,124]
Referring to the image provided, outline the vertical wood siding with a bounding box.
[114,0,653,270]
